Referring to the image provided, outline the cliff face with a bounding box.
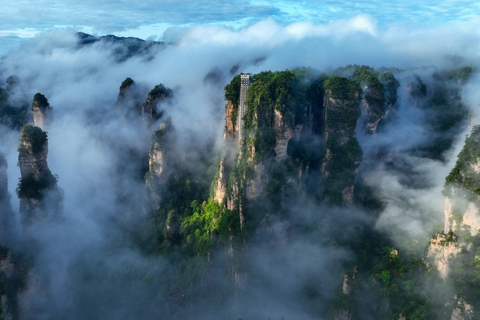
[355,69,399,134]
[443,126,480,236]
[142,84,172,124]
[273,109,295,161]
[0,247,15,320]
[360,85,386,134]
[0,246,30,320]
[215,72,368,210]
[217,71,313,208]
[0,153,14,241]
[424,232,460,279]
[213,99,238,205]
[225,100,238,139]
[322,77,362,205]
[116,77,149,121]
[146,119,174,211]
[327,267,357,320]
[17,125,61,224]
[31,93,52,130]
[421,125,480,316]
[451,297,474,320]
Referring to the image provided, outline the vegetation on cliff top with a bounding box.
[19,124,48,155]
[244,70,310,128]
[323,76,361,101]
[135,65,475,318]
[224,74,241,108]
[119,77,134,91]
[16,171,58,200]
[33,93,49,108]
[445,125,480,193]
[149,83,172,98]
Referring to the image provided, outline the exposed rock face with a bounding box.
[322,95,356,141]
[273,110,294,161]
[0,248,14,320]
[329,267,357,320]
[213,99,239,205]
[164,210,180,245]
[0,246,31,320]
[225,100,238,139]
[451,297,474,320]
[17,125,61,224]
[117,77,136,108]
[142,84,172,124]
[360,85,387,134]
[443,147,480,236]
[116,77,149,121]
[443,125,480,235]
[0,153,14,240]
[322,77,362,205]
[246,163,264,200]
[423,125,480,317]
[17,269,47,320]
[146,119,173,210]
[31,93,52,130]
[213,156,228,204]
[425,232,459,279]
[444,194,457,234]
[213,74,249,206]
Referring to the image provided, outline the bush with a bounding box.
[16,172,57,200]
[33,93,49,108]
[323,76,361,100]
[119,77,134,91]
[19,124,48,155]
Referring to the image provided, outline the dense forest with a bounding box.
[0,32,479,320]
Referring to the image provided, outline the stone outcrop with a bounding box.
[442,126,480,236]
[217,72,365,208]
[116,77,136,110]
[213,156,228,204]
[273,110,294,161]
[213,100,240,205]
[31,93,52,130]
[0,247,15,320]
[424,232,459,279]
[225,100,238,139]
[17,125,61,224]
[451,297,474,320]
[142,84,172,124]
[213,73,248,206]
[321,77,362,205]
[328,267,357,320]
[0,153,14,241]
[116,77,148,121]
[420,124,480,318]
[0,247,31,320]
[245,163,264,200]
[146,118,174,210]
[360,85,386,134]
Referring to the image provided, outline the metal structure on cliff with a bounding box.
[238,73,252,141]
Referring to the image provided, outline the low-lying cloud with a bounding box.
[0,15,480,319]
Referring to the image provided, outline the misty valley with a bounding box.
[1,32,480,320]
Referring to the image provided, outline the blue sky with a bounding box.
[1,0,479,56]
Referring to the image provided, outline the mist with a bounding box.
[0,15,480,319]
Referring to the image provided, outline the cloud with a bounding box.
[2,0,480,57]
[1,14,480,318]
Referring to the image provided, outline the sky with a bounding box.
[1,0,480,56]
